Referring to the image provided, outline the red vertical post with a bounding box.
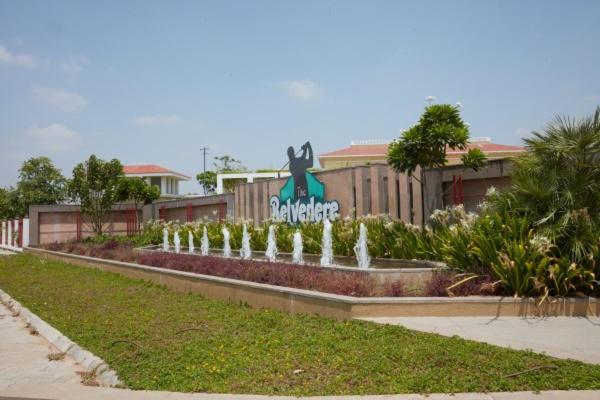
[186,202,193,222]
[458,176,464,204]
[159,206,166,221]
[18,219,23,248]
[76,211,82,241]
[452,175,458,205]
[218,201,226,221]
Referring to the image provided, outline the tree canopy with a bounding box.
[68,155,124,234]
[16,157,67,214]
[489,106,600,262]
[387,104,487,174]
[196,155,247,194]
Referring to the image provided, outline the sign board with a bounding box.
[270,142,340,223]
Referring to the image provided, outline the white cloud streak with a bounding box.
[281,79,323,101]
[28,124,81,152]
[33,86,88,113]
[0,45,37,68]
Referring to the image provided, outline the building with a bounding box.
[318,138,525,170]
[123,164,190,199]
[216,171,291,194]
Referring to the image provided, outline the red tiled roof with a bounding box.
[319,142,525,158]
[123,164,191,179]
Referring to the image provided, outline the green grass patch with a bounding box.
[2,253,600,395]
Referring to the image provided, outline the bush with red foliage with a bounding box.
[136,252,377,297]
[424,272,502,297]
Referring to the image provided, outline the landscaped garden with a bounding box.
[2,252,600,395]
[65,106,596,300]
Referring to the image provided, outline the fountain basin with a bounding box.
[136,245,445,293]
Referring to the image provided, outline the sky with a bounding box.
[1,0,599,194]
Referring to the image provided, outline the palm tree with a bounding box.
[492,106,600,263]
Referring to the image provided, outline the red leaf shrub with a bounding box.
[136,252,377,297]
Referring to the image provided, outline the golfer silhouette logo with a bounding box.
[287,141,313,199]
[271,141,339,223]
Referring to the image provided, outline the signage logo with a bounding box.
[270,141,340,223]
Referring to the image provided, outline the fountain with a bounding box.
[162,227,169,252]
[320,219,333,267]
[240,224,252,260]
[292,230,303,264]
[188,231,195,254]
[265,225,278,261]
[353,223,370,269]
[222,226,231,257]
[200,226,209,256]
[174,231,181,254]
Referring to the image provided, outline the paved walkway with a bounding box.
[361,316,600,364]
[0,302,83,388]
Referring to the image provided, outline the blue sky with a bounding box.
[1,0,599,194]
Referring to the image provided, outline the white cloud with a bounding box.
[0,45,36,68]
[583,94,599,104]
[59,56,88,74]
[33,86,88,113]
[281,79,323,101]
[132,114,182,126]
[28,124,81,152]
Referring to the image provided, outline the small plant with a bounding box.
[47,352,66,361]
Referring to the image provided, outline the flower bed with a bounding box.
[42,241,501,297]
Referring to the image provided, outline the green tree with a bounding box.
[196,171,217,194]
[116,177,161,229]
[489,106,600,263]
[196,155,247,194]
[0,187,20,220]
[387,104,487,220]
[16,157,67,216]
[68,155,124,235]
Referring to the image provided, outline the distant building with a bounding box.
[317,138,525,170]
[216,171,290,194]
[123,164,190,199]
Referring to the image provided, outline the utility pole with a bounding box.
[199,146,209,172]
[199,146,209,195]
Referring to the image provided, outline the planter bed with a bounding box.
[137,244,444,294]
[27,246,600,318]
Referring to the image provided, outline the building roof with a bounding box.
[319,139,525,159]
[123,164,191,180]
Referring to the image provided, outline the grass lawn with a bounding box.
[2,253,600,395]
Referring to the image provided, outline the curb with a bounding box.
[0,288,122,387]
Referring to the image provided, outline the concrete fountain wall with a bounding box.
[24,247,600,319]
[137,245,444,294]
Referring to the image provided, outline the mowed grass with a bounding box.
[2,253,600,395]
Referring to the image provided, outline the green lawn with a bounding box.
[2,253,600,395]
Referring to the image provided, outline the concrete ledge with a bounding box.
[0,287,122,387]
[24,247,600,318]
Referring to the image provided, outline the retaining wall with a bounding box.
[25,247,600,319]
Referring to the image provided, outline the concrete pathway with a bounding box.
[1,384,600,400]
[361,316,600,364]
[0,302,83,388]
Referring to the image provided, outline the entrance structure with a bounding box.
[235,159,513,225]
